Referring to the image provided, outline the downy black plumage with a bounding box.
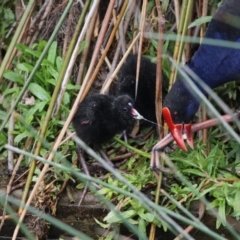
[72,94,141,147]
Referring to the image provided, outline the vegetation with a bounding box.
[0,0,240,239]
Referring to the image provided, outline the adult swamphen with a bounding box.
[162,0,240,151]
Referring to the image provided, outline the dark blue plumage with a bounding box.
[163,0,240,150]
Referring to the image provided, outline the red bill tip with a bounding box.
[162,107,194,151]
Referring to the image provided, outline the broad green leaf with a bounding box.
[3,87,19,96]
[46,78,56,86]
[14,131,32,144]
[4,71,24,84]
[41,59,55,67]
[16,43,27,52]
[98,187,110,195]
[25,48,41,58]
[48,66,59,79]
[17,62,33,72]
[139,212,155,222]
[28,83,51,101]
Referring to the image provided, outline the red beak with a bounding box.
[162,107,194,151]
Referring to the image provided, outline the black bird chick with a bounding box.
[72,94,142,165]
[115,54,168,123]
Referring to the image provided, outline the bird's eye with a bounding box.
[123,107,128,112]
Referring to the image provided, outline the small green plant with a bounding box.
[94,127,240,238]
[1,39,79,175]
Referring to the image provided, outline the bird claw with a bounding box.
[150,148,173,178]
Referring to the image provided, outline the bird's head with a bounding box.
[117,75,135,98]
[162,80,200,151]
[113,95,142,122]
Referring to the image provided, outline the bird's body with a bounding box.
[163,0,240,150]
[72,94,141,145]
[72,94,141,206]
[116,54,168,122]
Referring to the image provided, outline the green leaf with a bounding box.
[0,110,6,121]
[104,209,136,223]
[233,190,240,213]
[182,169,205,176]
[56,56,63,71]
[25,101,48,123]
[16,43,27,52]
[217,199,226,228]
[25,48,41,58]
[3,71,24,84]
[3,87,19,96]
[98,187,110,195]
[76,182,85,189]
[139,212,155,222]
[4,8,15,22]
[66,83,81,90]
[14,131,32,144]
[199,184,218,198]
[28,83,51,101]
[188,16,212,28]
[17,62,34,72]
[138,218,147,235]
[48,66,59,79]
[94,218,110,228]
[41,59,55,68]
[63,92,70,105]
[48,41,57,64]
